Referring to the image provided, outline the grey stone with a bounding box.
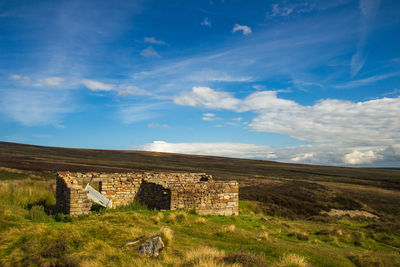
[137,235,165,257]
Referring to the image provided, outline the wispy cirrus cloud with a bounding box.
[335,71,400,88]
[129,12,357,98]
[350,0,380,77]
[119,102,167,124]
[0,88,73,126]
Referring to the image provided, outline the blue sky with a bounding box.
[1,0,400,167]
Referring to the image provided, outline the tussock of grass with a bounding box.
[259,231,269,240]
[153,213,164,224]
[195,217,207,224]
[289,231,309,241]
[175,211,188,222]
[276,253,308,267]
[225,224,236,233]
[160,227,173,246]
[224,252,267,267]
[27,205,52,223]
[182,246,241,267]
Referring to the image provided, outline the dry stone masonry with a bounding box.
[56,171,239,216]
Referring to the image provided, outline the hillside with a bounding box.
[1,141,399,186]
[0,141,400,266]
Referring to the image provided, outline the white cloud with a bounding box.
[136,141,400,166]
[9,74,63,87]
[39,77,64,87]
[174,87,240,110]
[201,17,212,27]
[271,4,294,17]
[140,46,161,58]
[201,113,218,121]
[232,24,252,35]
[81,79,114,91]
[343,150,382,164]
[144,37,166,45]
[268,2,316,18]
[9,74,23,80]
[138,141,275,159]
[174,87,400,146]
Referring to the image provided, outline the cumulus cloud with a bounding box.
[137,141,400,166]
[81,79,114,91]
[201,17,212,27]
[174,87,400,146]
[232,24,252,35]
[140,46,161,58]
[144,37,166,45]
[138,141,275,159]
[343,150,383,164]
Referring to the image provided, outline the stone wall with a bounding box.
[56,173,92,216]
[56,171,238,216]
[168,181,239,216]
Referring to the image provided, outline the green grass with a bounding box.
[0,169,399,266]
[0,141,400,266]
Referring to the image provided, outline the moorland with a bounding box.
[0,141,399,266]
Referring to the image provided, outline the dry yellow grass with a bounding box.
[277,253,308,267]
[181,246,240,267]
[160,227,173,246]
[153,213,164,224]
[196,217,207,224]
[225,224,236,233]
[259,231,269,240]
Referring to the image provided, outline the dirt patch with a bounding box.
[321,209,379,219]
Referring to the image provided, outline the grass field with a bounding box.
[0,142,400,266]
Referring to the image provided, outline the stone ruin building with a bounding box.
[56,171,239,216]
